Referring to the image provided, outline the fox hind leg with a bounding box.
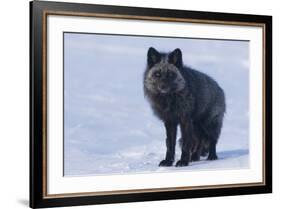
[190,125,202,162]
[190,123,208,161]
[206,115,223,160]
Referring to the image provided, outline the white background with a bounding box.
[0,0,279,208]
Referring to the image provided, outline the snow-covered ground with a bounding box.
[64,33,249,176]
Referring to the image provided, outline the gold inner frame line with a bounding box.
[41,10,267,199]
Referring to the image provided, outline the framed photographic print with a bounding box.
[30,0,272,208]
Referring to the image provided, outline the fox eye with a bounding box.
[153,71,161,78]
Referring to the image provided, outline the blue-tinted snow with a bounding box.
[64,33,249,176]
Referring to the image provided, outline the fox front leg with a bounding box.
[159,121,178,166]
[176,119,193,167]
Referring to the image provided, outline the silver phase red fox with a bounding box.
[143,47,226,167]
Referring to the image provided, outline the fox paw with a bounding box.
[159,159,173,167]
[207,154,218,160]
[191,153,200,162]
[175,160,189,167]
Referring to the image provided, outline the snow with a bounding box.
[63,33,249,176]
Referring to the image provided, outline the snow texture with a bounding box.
[63,33,249,176]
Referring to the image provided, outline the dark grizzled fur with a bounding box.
[143,47,226,167]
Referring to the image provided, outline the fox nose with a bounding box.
[158,84,169,93]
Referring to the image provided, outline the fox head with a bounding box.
[144,47,186,94]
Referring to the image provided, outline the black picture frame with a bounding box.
[30,1,272,208]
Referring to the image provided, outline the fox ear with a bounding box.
[168,48,183,68]
[147,47,161,68]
